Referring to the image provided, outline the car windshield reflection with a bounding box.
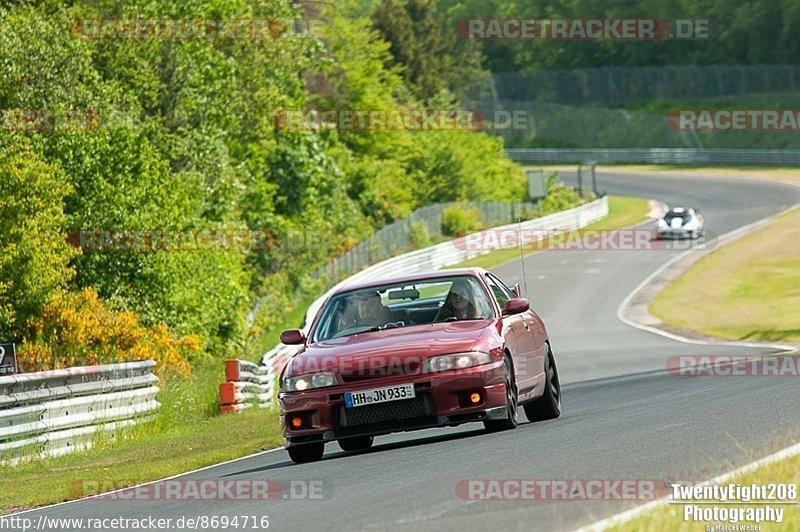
[311,276,494,343]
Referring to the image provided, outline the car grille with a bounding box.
[340,361,421,383]
[341,396,430,426]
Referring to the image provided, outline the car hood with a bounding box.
[285,320,494,376]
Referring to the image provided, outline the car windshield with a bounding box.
[310,276,494,343]
[664,211,692,223]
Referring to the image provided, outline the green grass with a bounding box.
[650,207,800,342]
[612,446,800,531]
[599,94,800,115]
[0,408,283,513]
[451,195,650,269]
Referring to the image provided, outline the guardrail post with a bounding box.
[589,161,598,196]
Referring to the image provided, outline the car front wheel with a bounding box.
[484,355,518,432]
[338,436,374,452]
[523,344,561,421]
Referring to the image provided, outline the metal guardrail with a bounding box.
[0,361,159,463]
[313,200,537,285]
[246,196,610,410]
[219,360,273,413]
[506,148,800,166]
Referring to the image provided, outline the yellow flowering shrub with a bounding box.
[20,287,194,378]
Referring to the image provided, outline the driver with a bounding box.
[435,279,481,321]
[342,290,392,329]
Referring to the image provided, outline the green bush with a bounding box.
[441,204,482,237]
[409,221,432,249]
[540,174,588,215]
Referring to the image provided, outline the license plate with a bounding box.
[344,384,415,408]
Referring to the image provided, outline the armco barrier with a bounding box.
[224,196,609,412]
[219,360,273,413]
[0,360,159,464]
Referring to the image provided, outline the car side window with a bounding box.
[485,275,513,310]
[494,275,517,299]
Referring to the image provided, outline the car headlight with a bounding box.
[423,351,493,373]
[282,371,338,392]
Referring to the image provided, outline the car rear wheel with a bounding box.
[287,442,324,464]
[484,355,518,432]
[523,343,561,421]
[338,436,374,452]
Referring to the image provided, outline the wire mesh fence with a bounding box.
[473,99,800,149]
[313,200,538,284]
[469,64,800,149]
[487,64,800,105]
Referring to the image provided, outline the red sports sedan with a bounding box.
[278,268,561,463]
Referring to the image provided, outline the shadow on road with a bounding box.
[221,426,494,477]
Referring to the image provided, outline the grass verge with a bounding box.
[451,195,651,269]
[0,408,283,513]
[650,207,800,343]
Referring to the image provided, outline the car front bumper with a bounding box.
[658,228,698,238]
[279,361,506,446]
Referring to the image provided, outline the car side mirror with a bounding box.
[512,283,522,298]
[503,298,529,316]
[280,328,306,345]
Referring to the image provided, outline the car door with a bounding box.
[485,274,536,394]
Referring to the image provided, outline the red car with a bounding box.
[278,268,561,463]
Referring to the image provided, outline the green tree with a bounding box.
[372,0,488,102]
[0,143,75,341]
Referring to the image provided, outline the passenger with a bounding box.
[435,279,481,321]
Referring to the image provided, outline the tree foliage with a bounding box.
[0,0,526,364]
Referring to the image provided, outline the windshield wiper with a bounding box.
[335,322,407,338]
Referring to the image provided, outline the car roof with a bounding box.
[331,267,489,295]
[667,207,694,214]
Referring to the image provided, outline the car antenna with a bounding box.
[517,204,530,298]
